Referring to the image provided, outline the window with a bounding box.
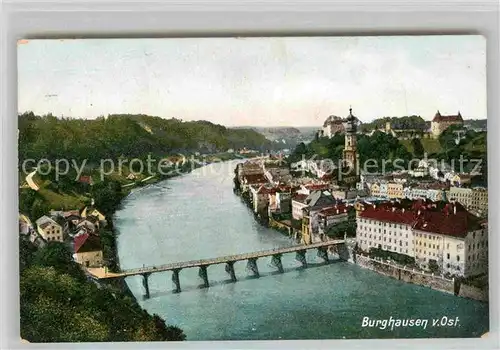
[447,253,450,259]
[457,255,460,262]
[437,245,439,250]
[447,243,450,249]
[406,242,408,246]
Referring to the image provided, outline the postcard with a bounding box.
[18,35,488,342]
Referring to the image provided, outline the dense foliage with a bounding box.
[18,112,277,164]
[359,115,427,132]
[436,126,487,185]
[288,126,487,181]
[288,132,413,172]
[20,240,186,342]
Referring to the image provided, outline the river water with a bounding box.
[115,160,488,340]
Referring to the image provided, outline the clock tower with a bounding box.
[342,107,359,184]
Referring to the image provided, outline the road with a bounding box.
[25,169,39,191]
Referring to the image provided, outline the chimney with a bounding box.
[453,204,457,215]
[392,207,396,212]
[402,208,405,213]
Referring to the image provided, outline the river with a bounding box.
[115,160,489,340]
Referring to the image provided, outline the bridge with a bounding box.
[88,239,347,298]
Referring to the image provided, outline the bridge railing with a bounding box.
[118,240,345,276]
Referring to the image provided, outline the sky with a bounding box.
[18,35,486,127]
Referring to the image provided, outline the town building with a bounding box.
[298,191,338,244]
[430,110,464,138]
[387,182,404,199]
[73,233,104,268]
[316,203,350,237]
[268,188,293,215]
[250,185,277,214]
[263,164,292,184]
[447,186,488,217]
[19,214,32,237]
[355,200,487,277]
[81,207,107,225]
[35,215,63,242]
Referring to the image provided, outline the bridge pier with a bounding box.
[337,243,350,261]
[317,247,329,263]
[271,254,284,273]
[295,250,307,267]
[198,265,209,288]
[246,258,260,277]
[225,261,237,282]
[172,269,182,293]
[141,273,151,300]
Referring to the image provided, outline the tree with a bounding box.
[20,253,186,342]
[19,238,37,273]
[428,259,440,274]
[411,138,425,158]
[33,242,85,281]
[91,180,124,215]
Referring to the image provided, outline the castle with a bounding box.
[321,115,345,138]
[430,110,464,138]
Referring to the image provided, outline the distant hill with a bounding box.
[231,126,318,149]
[18,113,279,163]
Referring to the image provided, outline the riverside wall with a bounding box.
[353,254,488,302]
[458,283,489,302]
[354,254,456,295]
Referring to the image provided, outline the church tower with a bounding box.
[342,107,359,184]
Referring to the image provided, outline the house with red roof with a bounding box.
[73,233,103,268]
[317,203,350,235]
[356,199,487,277]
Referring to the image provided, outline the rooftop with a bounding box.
[432,110,464,123]
[359,199,480,238]
[74,233,102,253]
[35,215,59,229]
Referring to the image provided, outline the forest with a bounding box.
[20,239,186,342]
[18,112,278,164]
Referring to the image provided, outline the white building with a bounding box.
[356,200,487,278]
[35,215,63,242]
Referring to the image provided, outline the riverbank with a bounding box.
[104,157,249,294]
[352,252,488,303]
